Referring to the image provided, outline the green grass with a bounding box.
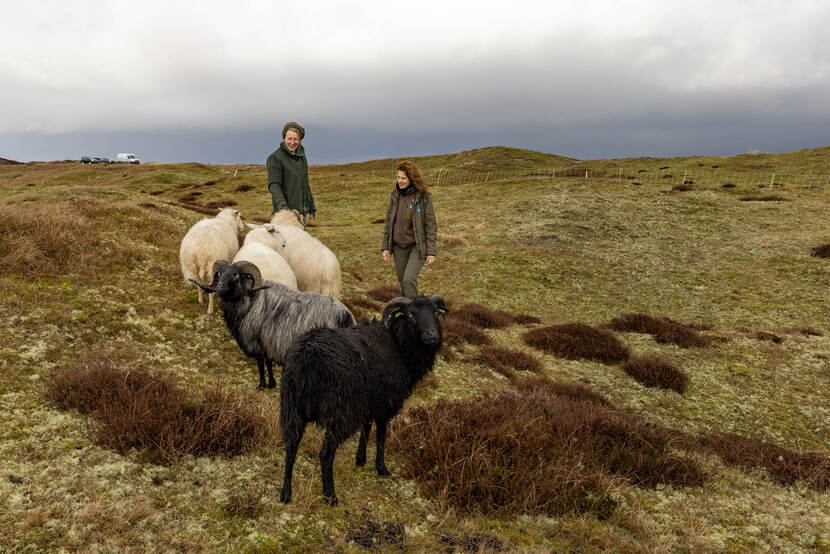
[1,146,829,551]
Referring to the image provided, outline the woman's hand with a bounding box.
[382,250,390,263]
[426,255,436,265]
[306,213,315,223]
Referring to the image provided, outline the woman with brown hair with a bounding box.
[381,160,438,297]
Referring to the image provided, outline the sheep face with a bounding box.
[189,260,269,302]
[217,208,245,234]
[383,295,448,346]
[247,223,286,251]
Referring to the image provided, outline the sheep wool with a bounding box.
[279,295,447,505]
[233,224,297,289]
[270,210,341,299]
[179,208,244,314]
[189,260,355,390]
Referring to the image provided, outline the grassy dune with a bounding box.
[1,146,829,552]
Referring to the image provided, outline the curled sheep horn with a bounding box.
[429,295,449,316]
[236,260,262,286]
[188,259,230,292]
[382,296,413,328]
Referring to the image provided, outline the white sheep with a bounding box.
[233,224,297,289]
[269,210,342,299]
[179,207,245,314]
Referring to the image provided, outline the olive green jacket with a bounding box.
[382,187,437,261]
[266,142,316,216]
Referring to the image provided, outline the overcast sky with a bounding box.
[2,0,829,164]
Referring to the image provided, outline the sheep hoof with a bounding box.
[356,456,366,467]
[377,467,391,477]
[279,490,291,504]
[256,384,266,391]
[267,381,277,389]
[324,494,339,506]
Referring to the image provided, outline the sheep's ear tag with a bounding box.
[437,308,448,315]
[241,273,254,282]
[393,311,405,318]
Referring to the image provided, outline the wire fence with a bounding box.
[352,166,830,189]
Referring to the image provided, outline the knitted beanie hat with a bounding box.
[282,122,305,139]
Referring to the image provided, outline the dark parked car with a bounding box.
[80,156,92,164]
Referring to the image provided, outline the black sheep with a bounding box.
[279,295,448,505]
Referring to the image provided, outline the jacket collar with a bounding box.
[280,141,305,158]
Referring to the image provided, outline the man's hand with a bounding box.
[426,255,436,265]
[306,213,315,223]
[382,250,390,263]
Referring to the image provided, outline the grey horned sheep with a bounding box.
[189,260,355,390]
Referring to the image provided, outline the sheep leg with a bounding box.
[256,358,267,390]
[207,292,214,314]
[279,424,305,504]
[319,430,341,506]
[374,418,391,477]
[266,359,276,389]
[356,421,372,467]
[197,286,204,304]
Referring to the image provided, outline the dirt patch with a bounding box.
[345,509,405,550]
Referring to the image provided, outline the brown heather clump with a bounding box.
[0,203,94,277]
[390,389,705,518]
[508,373,613,407]
[702,432,830,489]
[0,197,176,278]
[46,357,271,463]
[367,284,401,302]
[204,199,238,209]
[780,326,823,337]
[512,313,542,325]
[739,195,788,202]
[475,345,542,374]
[443,318,492,347]
[671,184,694,192]
[810,244,830,258]
[523,323,630,364]
[622,356,689,394]
[450,303,514,329]
[342,295,384,320]
[607,313,710,347]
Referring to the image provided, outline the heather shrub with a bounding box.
[390,389,705,517]
[607,313,710,347]
[46,357,271,463]
[523,323,630,364]
[475,345,542,374]
[702,432,830,489]
[622,356,689,394]
[444,318,492,347]
[367,284,401,302]
[450,304,514,329]
[810,244,830,258]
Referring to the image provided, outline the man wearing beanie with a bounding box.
[266,121,316,222]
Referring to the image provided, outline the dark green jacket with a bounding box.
[266,142,316,216]
[382,187,437,261]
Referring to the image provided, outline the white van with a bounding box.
[116,153,141,164]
